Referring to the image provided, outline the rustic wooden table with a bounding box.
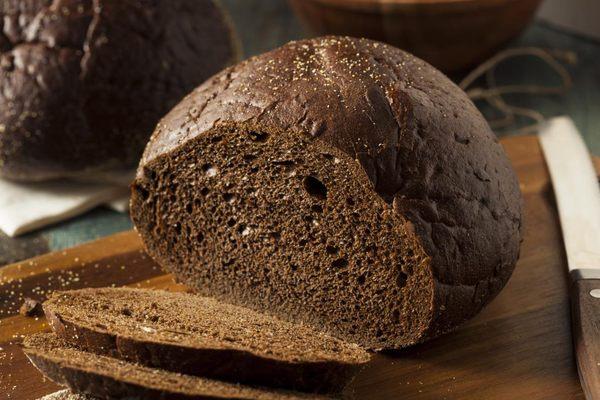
[2,0,599,276]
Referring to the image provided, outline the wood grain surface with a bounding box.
[0,135,597,400]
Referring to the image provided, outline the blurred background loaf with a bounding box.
[0,0,239,182]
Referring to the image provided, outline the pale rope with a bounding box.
[459,47,576,135]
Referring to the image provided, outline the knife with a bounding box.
[539,116,600,400]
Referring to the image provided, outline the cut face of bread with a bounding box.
[132,124,435,350]
[44,287,369,393]
[23,333,333,400]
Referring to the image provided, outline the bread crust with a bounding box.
[134,36,523,346]
[0,0,238,181]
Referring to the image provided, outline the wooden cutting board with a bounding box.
[1,135,597,400]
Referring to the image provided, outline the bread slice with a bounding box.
[44,288,370,393]
[131,37,523,350]
[24,333,333,400]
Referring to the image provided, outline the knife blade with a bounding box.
[539,116,600,400]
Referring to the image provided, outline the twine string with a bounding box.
[459,47,576,135]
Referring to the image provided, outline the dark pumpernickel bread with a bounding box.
[0,0,239,181]
[43,287,369,394]
[131,36,523,350]
[24,333,333,400]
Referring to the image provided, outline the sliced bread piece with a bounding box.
[24,333,333,400]
[44,287,370,393]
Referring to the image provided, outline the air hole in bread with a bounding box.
[223,258,235,266]
[144,168,157,181]
[396,272,408,288]
[331,257,348,268]
[302,176,327,199]
[227,218,236,227]
[222,193,235,203]
[135,184,150,200]
[326,245,338,255]
[311,204,323,213]
[249,131,269,142]
[211,136,223,143]
[346,197,355,206]
[200,187,210,196]
[357,274,366,285]
[121,308,132,317]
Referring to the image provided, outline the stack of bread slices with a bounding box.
[23,287,370,400]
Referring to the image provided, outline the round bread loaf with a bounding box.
[131,36,523,350]
[0,0,239,181]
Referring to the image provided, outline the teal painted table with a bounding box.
[2,0,598,265]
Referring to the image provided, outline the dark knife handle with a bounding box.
[571,279,600,399]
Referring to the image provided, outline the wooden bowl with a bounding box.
[288,0,543,72]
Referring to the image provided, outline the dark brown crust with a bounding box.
[43,289,367,394]
[133,36,523,347]
[0,0,238,181]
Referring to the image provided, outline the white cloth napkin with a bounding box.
[0,170,135,237]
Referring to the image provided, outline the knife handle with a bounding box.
[571,279,600,399]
